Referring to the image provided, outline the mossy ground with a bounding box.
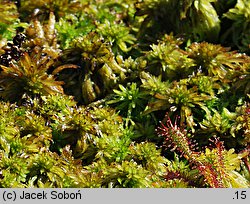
[0,0,249,188]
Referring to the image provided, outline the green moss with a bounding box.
[0,0,249,188]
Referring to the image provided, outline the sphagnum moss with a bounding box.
[0,0,249,188]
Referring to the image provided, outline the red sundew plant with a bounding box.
[157,114,198,161]
[197,163,224,188]
[157,113,250,188]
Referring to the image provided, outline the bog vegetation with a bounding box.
[0,0,249,188]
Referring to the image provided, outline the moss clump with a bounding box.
[0,0,249,188]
